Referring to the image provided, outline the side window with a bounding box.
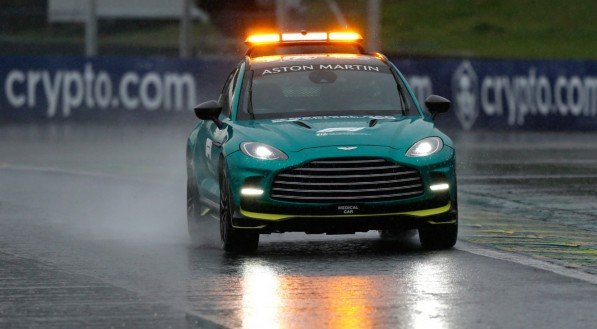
[226,72,238,116]
[220,70,236,117]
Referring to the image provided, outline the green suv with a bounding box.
[186,32,457,252]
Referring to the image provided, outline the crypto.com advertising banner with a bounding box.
[0,56,235,121]
[395,57,597,130]
[1,55,596,130]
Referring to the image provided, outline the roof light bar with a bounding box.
[329,32,363,42]
[245,33,281,45]
[282,32,328,42]
[245,31,363,46]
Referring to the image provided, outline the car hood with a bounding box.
[229,115,438,152]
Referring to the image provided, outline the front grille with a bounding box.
[271,157,424,203]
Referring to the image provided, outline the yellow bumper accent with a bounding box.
[240,202,451,221]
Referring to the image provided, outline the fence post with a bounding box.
[367,0,381,51]
[85,0,98,57]
[276,0,287,30]
[180,0,192,58]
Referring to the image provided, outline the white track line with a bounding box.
[460,174,597,180]
[1,164,126,179]
[457,241,597,285]
[0,163,166,185]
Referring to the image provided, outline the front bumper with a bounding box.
[232,206,457,233]
[226,145,457,232]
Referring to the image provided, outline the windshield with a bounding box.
[238,63,417,120]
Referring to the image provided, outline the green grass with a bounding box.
[301,0,597,59]
[377,0,597,59]
[101,23,240,54]
[0,22,238,55]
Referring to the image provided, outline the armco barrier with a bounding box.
[1,55,596,130]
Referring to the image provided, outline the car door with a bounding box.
[196,65,241,203]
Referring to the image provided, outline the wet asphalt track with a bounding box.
[0,123,595,328]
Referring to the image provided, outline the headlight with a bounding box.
[406,137,443,157]
[240,142,288,160]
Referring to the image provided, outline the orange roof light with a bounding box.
[329,32,363,43]
[245,33,281,45]
[245,31,363,46]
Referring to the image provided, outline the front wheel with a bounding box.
[418,223,458,250]
[187,173,214,245]
[219,163,259,253]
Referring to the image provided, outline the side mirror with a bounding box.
[424,95,451,119]
[194,100,224,129]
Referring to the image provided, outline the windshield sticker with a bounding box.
[317,127,364,133]
[279,56,320,62]
[316,127,367,137]
[259,64,386,76]
[272,115,396,123]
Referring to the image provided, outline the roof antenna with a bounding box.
[301,30,308,35]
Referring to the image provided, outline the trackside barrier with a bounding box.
[395,58,597,130]
[0,56,236,122]
[1,55,596,130]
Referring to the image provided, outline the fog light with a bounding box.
[430,183,449,192]
[241,187,264,196]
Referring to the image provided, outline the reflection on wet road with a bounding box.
[0,124,595,328]
[187,236,595,328]
[183,231,595,328]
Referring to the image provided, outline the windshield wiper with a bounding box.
[293,120,312,129]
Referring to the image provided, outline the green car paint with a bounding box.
[187,52,458,251]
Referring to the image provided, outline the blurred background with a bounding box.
[2,0,596,58]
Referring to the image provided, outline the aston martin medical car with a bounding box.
[186,31,457,252]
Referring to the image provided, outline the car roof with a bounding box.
[247,53,389,71]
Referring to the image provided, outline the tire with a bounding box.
[187,172,211,245]
[418,223,458,250]
[219,163,259,253]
